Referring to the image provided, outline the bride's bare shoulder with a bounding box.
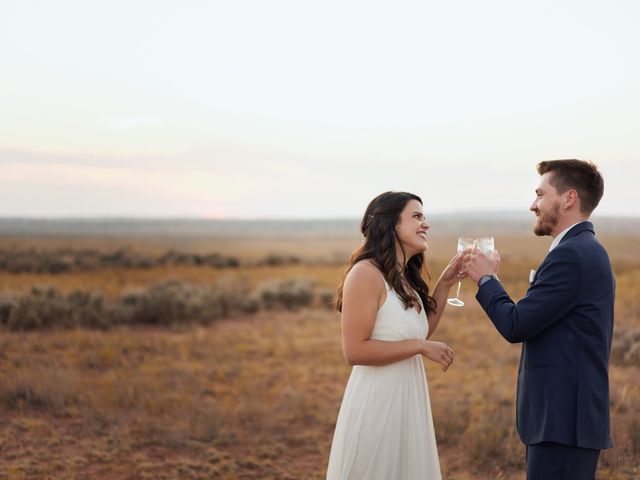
[343,260,387,310]
[346,260,385,286]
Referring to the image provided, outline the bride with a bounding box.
[326,191,462,480]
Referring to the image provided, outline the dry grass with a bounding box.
[0,234,639,479]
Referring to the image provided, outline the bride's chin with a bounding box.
[403,242,427,257]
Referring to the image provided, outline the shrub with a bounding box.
[204,253,240,268]
[5,287,107,330]
[7,286,72,329]
[111,278,258,326]
[251,278,315,311]
[0,247,242,273]
[112,280,209,326]
[209,277,258,317]
[0,293,14,326]
[258,254,301,267]
[67,290,109,329]
[1,277,324,330]
[316,288,337,310]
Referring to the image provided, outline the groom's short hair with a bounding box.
[537,159,604,215]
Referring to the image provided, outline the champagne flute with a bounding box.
[447,237,476,307]
[476,236,495,256]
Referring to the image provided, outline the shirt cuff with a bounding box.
[478,274,498,287]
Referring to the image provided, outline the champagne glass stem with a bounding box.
[455,280,461,299]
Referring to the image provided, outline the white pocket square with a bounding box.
[529,269,536,283]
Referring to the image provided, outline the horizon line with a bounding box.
[0,210,639,222]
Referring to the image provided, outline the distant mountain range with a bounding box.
[0,212,638,237]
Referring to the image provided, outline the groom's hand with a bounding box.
[461,249,500,283]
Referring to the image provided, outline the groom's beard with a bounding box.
[533,202,560,236]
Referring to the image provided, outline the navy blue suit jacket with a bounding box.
[476,222,614,449]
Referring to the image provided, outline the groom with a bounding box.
[462,159,614,479]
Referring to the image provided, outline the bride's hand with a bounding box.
[439,253,467,288]
[420,340,454,372]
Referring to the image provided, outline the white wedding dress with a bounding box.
[326,275,442,480]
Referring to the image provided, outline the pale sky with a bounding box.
[1,0,639,218]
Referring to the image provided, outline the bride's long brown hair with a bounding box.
[336,191,436,315]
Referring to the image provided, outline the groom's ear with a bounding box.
[563,189,579,210]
